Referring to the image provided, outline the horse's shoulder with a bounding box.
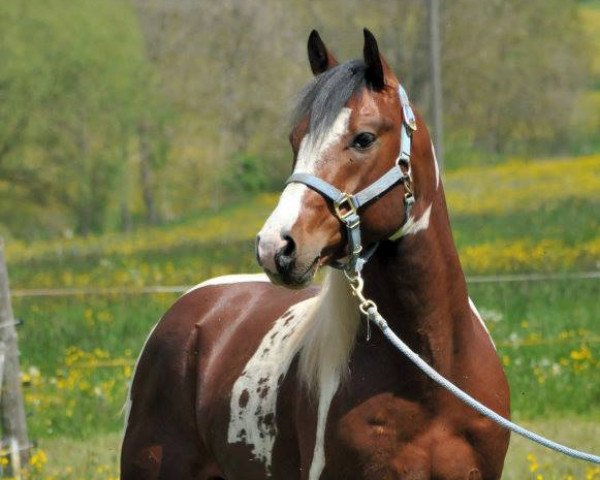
[163,273,318,341]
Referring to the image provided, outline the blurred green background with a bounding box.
[1,0,599,240]
[1,0,599,478]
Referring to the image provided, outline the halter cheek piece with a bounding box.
[285,85,417,273]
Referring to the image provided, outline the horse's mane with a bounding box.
[292,59,366,139]
[297,268,361,395]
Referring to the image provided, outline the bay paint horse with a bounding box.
[121,30,510,479]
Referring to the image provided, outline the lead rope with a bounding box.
[345,269,600,465]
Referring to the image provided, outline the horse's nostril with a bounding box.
[281,235,296,258]
[274,234,297,275]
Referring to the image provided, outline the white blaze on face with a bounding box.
[258,108,352,240]
[296,108,352,172]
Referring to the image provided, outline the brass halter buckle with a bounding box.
[397,157,414,198]
[334,193,359,227]
[404,178,414,198]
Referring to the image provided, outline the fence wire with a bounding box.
[9,270,600,298]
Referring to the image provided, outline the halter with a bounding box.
[286,84,417,274]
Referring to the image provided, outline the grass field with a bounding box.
[29,419,600,480]
[21,417,597,480]
[4,154,600,478]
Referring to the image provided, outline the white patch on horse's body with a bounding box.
[258,108,351,239]
[228,268,360,476]
[184,273,270,295]
[123,322,159,430]
[431,142,440,188]
[388,203,432,240]
[469,297,496,349]
[227,297,319,472]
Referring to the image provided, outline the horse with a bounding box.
[121,29,510,479]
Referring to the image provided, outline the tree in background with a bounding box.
[442,0,588,155]
[132,0,589,209]
[132,0,307,212]
[0,0,170,237]
[0,0,592,239]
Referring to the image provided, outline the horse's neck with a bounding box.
[298,157,470,390]
[362,185,470,369]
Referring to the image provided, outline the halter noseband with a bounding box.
[285,84,417,273]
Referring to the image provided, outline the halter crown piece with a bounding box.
[286,84,417,274]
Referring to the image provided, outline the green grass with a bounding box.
[451,197,600,248]
[28,418,600,479]
[503,418,600,479]
[34,433,121,479]
[470,279,600,418]
[14,293,175,439]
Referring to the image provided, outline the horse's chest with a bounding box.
[324,398,491,480]
[327,426,485,479]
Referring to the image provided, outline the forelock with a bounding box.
[292,60,366,139]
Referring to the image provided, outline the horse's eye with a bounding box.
[351,132,376,151]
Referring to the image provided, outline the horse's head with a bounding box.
[257,29,437,288]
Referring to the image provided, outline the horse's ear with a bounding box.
[308,30,338,75]
[363,28,385,91]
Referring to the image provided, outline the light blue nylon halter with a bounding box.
[286,85,417,273]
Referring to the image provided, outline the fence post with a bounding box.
[0,238,29,473]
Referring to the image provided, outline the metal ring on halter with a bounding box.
[333,193,360,227]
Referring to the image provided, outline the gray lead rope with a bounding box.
[345,275,600,465]
[367,305,600,464]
